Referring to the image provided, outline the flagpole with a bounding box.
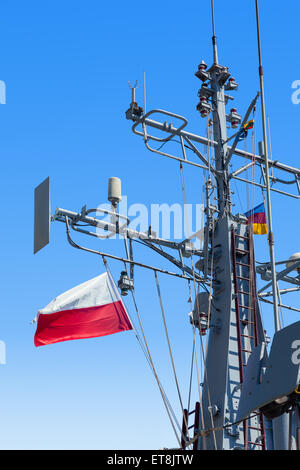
[255,0,280,333]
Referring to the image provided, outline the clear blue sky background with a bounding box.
[0,0,299,450]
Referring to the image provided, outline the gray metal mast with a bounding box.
[197,1,268,450]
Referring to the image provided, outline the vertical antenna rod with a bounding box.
[255,0,280,333]
[211,0,218,64]
[144,71,147,114]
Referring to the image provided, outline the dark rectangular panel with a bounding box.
[34,177,50,254]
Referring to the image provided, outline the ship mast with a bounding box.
[34,0,300,451]
[193,1,267,449]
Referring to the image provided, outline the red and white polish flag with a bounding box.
[34,272,133,347]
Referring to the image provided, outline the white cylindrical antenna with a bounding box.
[108,177,122,206]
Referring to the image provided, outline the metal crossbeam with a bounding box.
[131,112,300,178]
[257,259,300,293]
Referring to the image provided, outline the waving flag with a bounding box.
[244,202,267,235]
[34,272,132,347]
[244,119,255,131]
[238,119,255,141]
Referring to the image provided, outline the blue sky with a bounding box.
[0,0,300,449]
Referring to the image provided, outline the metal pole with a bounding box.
[255,1,289,450]
[255,0,280,333]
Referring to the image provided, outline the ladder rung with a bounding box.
[248,442,264,447]
[239,305,254,310]
[242,349,252,353]
[238,290,251,295]
[240,319,255,325]
[236,276,250,281]
[234,234,249,240]
[236,262,251,267]
[241,334,255,339]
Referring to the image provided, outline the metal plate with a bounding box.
[237,321,300,421]
[34,177,50,254]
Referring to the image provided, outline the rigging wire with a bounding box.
[202,120,218,448]
[154,270,192,446]
[101,255,182,446]
[187,287,206,448]
[187,284,195,415]
[190,256,217,450]
[178,149,214,448]
[186,119,218,450]
[267,116,274,180]
[179,162,191,240]
[247,107,257,358]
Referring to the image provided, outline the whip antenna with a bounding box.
[211,0,218,64]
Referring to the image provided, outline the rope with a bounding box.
[200,118,218,448]
[187,331,195,414]
[154,270,191,446]
[267,116,274,180]
[186,279,207,445]
[101,256,182,446]
[189,257,217,450]
[247,107,257,359]
[178,152,210,448]
[179,162,191,240]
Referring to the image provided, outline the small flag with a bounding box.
[33,272,133,347]
[237,119,255,141]
[244,202,267,235]
[244,119,255,131]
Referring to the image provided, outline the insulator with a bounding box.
[196,96,211,118]
[195,60,210,82]
[198,60,207,71]
[225,77,238,90]
[229,77,238,88]
[229,107,241,129]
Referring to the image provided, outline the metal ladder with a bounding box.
[231,226,266,450]
[181,402,200,449]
